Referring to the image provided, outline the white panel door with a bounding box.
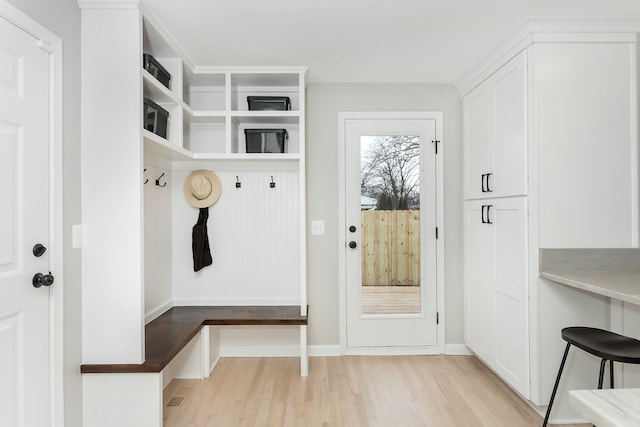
[464,200,495,362]
[0,15,52,427]
[492,197,529,399]
[464,197,529,398]
[464,50,527,200]
[492,51,527,198]
[463,80,492,200]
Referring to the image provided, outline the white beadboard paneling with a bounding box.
[172,169,301,303]
[144,164,173,321]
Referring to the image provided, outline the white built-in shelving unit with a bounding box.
[80,2,307,425]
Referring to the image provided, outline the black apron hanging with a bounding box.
[192,207,212,272]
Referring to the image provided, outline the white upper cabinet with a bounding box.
[464,51,527,200]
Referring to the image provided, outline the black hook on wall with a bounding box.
[143,168,149,185]
[270,176,276,188]
[235,176,241,189]
[155,172,167,187]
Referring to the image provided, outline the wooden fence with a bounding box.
[361,210,420,286]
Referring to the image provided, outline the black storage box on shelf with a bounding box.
[244,129,288,153]
[143,98,169,139]
[143,54,171,89]
[247,96,291,111]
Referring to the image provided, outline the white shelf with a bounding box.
[142,70,179,104]
[143,130,192,161]
[183,105,226,124]
[142,18,305,161]
[231,111,300,125]
[191,152,301,161]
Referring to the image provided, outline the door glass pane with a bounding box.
[360,135,421,315]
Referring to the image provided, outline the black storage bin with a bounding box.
[143,54,171,89]
[244,129,288,153]
[247,96,291,111]
[143,98,169,139]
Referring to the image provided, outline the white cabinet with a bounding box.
[463,29,638,417]
[463,51,527,200]
[464,197,529,398]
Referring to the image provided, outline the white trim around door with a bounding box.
[338,111,445,355]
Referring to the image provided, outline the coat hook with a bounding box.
[143,168,149,185]
[270,176,276,189]
[235,176,241,189]
[155,172,167,187]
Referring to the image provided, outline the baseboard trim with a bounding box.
[216,344,472,358]
[345,346,441,356]
[309,345,342,356]
[145,300,173,324]
[445,344,473,355]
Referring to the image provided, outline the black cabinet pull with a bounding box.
[481,205,494,224]
[481,174,487,192]
[481,173,493,193]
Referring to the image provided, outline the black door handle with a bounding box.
[349,241,357,249]
[33,272,55,288]
[486,173,493,193]
[349,225,357,233]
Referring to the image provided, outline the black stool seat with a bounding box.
[543,327,640,426]
[563,327,640,363]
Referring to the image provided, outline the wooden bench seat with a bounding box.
[80,305,308,374]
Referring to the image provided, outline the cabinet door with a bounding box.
[464,200,495,362]
[463,81,492,200]
[492,197,529,399]
[492,52,527,198]
[464,197,529,398]
[463,51,527,200]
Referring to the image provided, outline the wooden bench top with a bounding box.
[80,305,308,374]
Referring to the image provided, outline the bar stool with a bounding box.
[543,327,640,426]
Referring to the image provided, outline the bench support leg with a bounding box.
[300,325,308,376]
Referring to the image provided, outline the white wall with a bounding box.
[5,0,82,425]
[305,83,464,346]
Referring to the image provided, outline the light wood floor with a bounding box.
[163,355,588,426]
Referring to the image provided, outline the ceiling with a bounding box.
[142,0,640,85]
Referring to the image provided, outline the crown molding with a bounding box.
[457,16,640,96]
[77,0,140,9]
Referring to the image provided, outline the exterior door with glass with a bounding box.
[344,116,440,349]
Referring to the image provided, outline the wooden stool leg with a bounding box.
[543,342,571,427]
[598,359,607,389]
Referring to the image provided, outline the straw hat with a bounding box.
[183,170,221,208]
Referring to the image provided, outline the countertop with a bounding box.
[539,249,640,306]
[570,388,640,427]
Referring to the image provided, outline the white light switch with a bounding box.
[311,220,325,235]
[72,225,83,249]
